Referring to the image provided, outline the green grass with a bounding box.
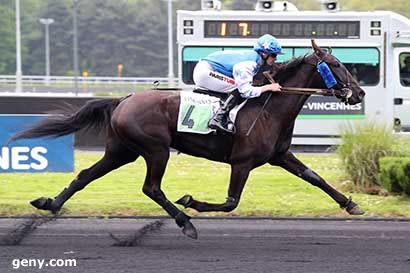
[1,151,410,217]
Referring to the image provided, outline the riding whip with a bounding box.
[245,72,275,136]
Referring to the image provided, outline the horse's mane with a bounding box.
[274,54,310,84]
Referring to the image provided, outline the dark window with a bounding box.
[400,53,410,87]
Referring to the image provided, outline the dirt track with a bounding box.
[1,217,410,273]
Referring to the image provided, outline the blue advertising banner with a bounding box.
[0,115,74,173]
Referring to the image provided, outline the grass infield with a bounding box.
[1,151,410,217]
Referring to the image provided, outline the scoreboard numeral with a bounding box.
[239,22,248,36]
[220,22,227,36]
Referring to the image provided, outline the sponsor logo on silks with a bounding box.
[209,71,235,85]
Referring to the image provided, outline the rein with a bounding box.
[281,87,335,96]
[281,87,353,98]
[263,60,352,101]
[262,71,350,97]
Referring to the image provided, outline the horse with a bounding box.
[10,40,365,239]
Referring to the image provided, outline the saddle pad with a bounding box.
[177,91,220,134]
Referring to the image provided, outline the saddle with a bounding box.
[193,88,229,101]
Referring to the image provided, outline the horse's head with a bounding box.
[310,39,365,105]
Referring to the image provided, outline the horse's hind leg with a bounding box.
[141,149,198,239]
[270,151,364,215]
[176,164,251,212]
[31,142,138,213]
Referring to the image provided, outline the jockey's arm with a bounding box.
[233,61,281,98]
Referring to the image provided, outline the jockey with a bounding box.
[193,34,283,134]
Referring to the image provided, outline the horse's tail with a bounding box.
[9,98,121,143]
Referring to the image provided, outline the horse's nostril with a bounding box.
[359,91,365,99]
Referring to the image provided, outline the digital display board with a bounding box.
[204,21,360,39]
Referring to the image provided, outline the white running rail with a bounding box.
[0,75,178,85]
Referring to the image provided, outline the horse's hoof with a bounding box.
[182,221,198,239]
[176,194,193,208]
[30,197,51,209]
[346,204,365,215]
[30,197,60,214]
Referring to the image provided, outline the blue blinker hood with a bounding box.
[317,62,337,89]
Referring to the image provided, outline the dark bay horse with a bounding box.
[10,40,365,239]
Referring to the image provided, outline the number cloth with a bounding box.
[177,92,220,134]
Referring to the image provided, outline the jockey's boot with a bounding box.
[208,90,242,134]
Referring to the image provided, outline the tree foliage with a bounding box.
[0,0,409,76]
[0,3,16,74]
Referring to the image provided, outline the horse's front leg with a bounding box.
[270,151,364,215]
[176,164,251,212]
[142,149,200,239]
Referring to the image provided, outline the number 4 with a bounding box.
[182,105,195,128]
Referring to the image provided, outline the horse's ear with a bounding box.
[311,39,325,57]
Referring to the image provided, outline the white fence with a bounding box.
[0,75,178,86]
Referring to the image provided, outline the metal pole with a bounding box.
[45,23,50,85]
[167,0,174,86]
[73,0,79,95]
[40,18,54,86]
[15,0,22,92]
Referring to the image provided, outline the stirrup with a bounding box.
[209,120,235,134]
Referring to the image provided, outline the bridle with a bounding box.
[246,53,355,137]
[310,53,353,104]
[262,53,354,104]
[246,49,359,136]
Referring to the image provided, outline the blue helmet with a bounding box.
[253,34,283,55]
